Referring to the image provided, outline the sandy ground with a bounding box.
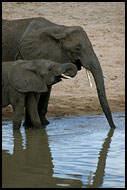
[2,2,125,120]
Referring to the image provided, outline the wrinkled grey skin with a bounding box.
[2,59,77,130]
[2,17,116,128]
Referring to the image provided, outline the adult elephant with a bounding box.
[2,17,116,128]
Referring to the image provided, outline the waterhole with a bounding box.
[2,113,125,188]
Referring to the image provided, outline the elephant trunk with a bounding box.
[58,63,77,78]
[90,62,116,128]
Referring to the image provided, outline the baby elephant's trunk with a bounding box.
[59,63,77,78]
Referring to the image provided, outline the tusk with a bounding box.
[86,69,93,88]
[61,74,72,79]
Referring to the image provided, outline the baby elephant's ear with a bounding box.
[8,60,48,93]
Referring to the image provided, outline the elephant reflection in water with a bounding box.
[86,128,115,188]
[2,129,82,188]
[2,128,115,188]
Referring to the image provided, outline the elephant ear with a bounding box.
[18,28,59,60]
[8,60,48,93]
[50,26,83,40]
[48,26,83,51]
[18,29,44,59]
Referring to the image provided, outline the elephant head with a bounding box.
[18,26,116,128]
[8,59,77,93]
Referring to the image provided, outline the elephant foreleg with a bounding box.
[24,87,52,127]
[26,93,42,129]
[12,97,24,130]
[23,94,39,127]
[38,86,52,125]
[23,108,32,127]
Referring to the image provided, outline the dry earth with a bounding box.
[2,2,125,120]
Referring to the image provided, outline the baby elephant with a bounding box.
[2,59,77,130]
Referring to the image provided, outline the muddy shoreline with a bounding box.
[2,96,124,121]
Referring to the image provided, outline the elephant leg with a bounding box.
[26,93,42,129]
[12,98,24,130]
[24,87,51,127]
[23,94,35,127]
[23,108,32,127]
[38,86,52,125]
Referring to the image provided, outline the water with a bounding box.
[2,113,125,188]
